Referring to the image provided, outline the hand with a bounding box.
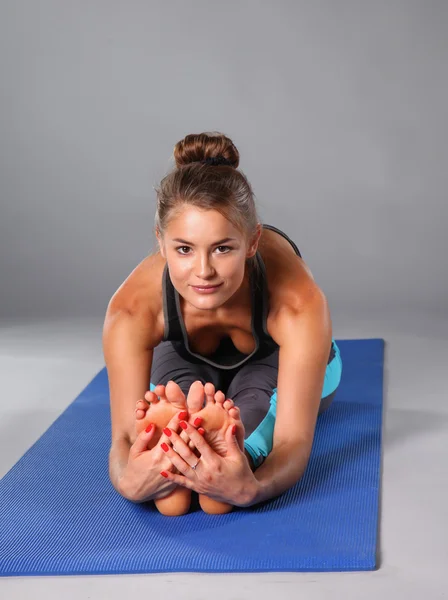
[119,409,188,503]
[158,419,260,507]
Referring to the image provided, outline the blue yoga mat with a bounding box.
[0,338,384,576]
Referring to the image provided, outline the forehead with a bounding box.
[166,206,241,237]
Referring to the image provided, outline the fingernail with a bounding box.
[178,410,188,420]
[179,421,188,430]
[161,443,169,452]
[160,471,169,478]
[145,423,154,433]
[198,427,205,436]
[163,427,172,437]
[232,425,237,435]
[194,417,202,427]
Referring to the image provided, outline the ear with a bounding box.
[155,229,166,258]
[246,223,262,259]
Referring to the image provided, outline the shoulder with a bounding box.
[104,251,166,348]
[258,227,326,327]
[267,287,331,351]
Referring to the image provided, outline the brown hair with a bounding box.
[153,131,262,276]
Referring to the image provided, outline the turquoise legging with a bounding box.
[243,339,343,467]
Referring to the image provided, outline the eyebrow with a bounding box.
[171,237,237,246]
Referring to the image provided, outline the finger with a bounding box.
[177,420,215,460]
[179,429,190,445]
[160,438,197,474]
[151,411,188,454]
[130,422,156,455]
[165,409,190,432]
[160,470,194,490]
[225,422,243,456]
[161,429,197,465]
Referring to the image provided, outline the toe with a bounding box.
[228,406,241,421]
[186,380,205,413]
[135,408,147,420]
[165,380,189,410]
[204,382,216,406]
[145,390,159,403]
[222,398,234,411]
[153,384,167,398]
[214,390,226,405]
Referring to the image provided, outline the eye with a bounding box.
[175,246,232,255]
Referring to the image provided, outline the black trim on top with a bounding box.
[160,223,335,368]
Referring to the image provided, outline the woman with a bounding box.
[103,131,343,516]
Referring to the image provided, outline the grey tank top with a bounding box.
[161,224,335,370]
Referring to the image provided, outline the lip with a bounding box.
[191,283,223,293]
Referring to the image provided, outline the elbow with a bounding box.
[273,438,313,476]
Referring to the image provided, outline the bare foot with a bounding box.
[190,383,246,455]
[135,380,205,450]
[134,380,205,516]
[189,383,246,515]
[135,381,189,445]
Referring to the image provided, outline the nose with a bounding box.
[195,253,216,279]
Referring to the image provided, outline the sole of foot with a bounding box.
[134,380,206,516]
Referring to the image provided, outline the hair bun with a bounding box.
[173,131,240,169]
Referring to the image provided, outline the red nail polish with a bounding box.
[198,427,205,436]
[145,423,153,433]
[232,425,237,435]
[179,421,188,430]
[194,417,202,427]
[178,411,188,420]
[160,471,169,478]
[163,427,172,437]
[161,443,169,452]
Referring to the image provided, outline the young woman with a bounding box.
[103,132,343,516]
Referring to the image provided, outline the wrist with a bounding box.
[116,471,138,502]
[235,476,262,508]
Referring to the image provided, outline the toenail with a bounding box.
[163,428,172,437]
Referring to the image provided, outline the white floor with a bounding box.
[1,313,447,599]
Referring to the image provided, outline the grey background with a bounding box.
[1,1,448,598]
[2,0,447,320]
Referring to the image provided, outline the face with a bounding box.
[156,206,261,311]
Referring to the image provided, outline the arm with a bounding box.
[103,300,168,501]
[246,287,333,506]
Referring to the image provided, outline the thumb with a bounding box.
[225,423,243,456]
[130,422,156,455]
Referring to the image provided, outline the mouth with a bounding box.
[191,283,223,290]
